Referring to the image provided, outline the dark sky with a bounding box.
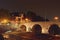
[0,0,60,20]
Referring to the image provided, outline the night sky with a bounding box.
[0,0,60,20]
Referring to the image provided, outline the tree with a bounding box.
[0,8,10,20]
[26,11,49,21]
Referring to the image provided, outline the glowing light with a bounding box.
[54,16,59,20]
[42,28,46,33]
[1,19,9,23]
[25,18,31,22]
[25,18,29,21]
[3,35,9,38]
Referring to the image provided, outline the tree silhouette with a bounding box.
[26,11,49,21]
[0,8,10,19]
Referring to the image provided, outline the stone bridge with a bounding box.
[19,21,60,33]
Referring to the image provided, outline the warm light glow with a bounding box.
[25,18,31,22]
[25,18,29,21]
[42,28,47,33]
[1,19,9,23]
[25,18,29,22]
[3,35,9,38]
[54,16,59,20]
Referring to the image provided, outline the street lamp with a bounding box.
[54,16,59,22]
[54,16,59,20]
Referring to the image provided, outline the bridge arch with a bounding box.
[19,25,26,32]
[48,24,60,35]
[32,24,42,33]
[18,22,60,33]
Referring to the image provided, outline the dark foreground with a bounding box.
[3,32,60,40]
